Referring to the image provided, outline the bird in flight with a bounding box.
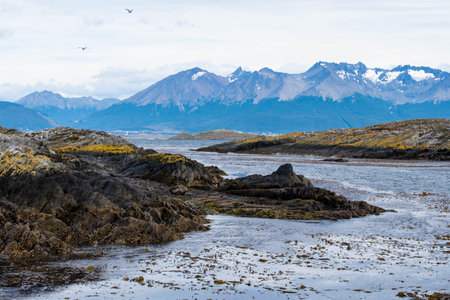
[77,47,88,51]
[125,8,133,13]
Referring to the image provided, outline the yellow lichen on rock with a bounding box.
[145,153,189,164]
[237,137,267,144]
[0,151,58,176]
[235,119,450,151]
[238,132,304,144]
[53,144,136,154]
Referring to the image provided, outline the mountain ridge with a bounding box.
[124,61,450,108]
[17,90,120,110]
[16,90,120,126]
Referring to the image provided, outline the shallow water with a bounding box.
[4,139,449,299]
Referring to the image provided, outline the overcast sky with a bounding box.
[1,0,449,100]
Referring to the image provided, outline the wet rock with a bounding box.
[171,185,189,195]
[121,153,226,188]
[323,158,349,162]
[220,164,312,191]
[201,163,386,220]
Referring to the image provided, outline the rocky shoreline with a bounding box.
[197,119,450,161]
[0,126,386,263]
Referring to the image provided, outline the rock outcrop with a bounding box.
[120,153,225,189]
[0,127,208,259]
[190,164,385,220]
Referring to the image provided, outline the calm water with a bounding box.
[6,139,450,299]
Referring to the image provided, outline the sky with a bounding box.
[0,0,449,101]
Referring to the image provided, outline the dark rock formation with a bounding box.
[220,163,313,191]
[323,158,349,162]
[120,153,226,189]
[193,164,386,220]
[0,128,208,259]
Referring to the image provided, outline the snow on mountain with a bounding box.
[227,67,244,83]
[221,67,304,103]
[126,67,228,107]
[121,62,449,108]
[191,71,206,81]
[407,70,435,81]
[297,62,449,103]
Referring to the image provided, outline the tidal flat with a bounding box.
[1,139,449,300]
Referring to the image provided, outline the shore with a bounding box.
[3,144,448,299]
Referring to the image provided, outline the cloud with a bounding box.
[82,18,108,27]
[439,63,450,72]
[0,2,18,15]
[0,29,13,39]
[278,62,311,74]
[157,19,197,32]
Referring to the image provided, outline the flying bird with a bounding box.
[125,8,133,13]
[77,47,88,50]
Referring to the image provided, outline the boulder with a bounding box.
[121,153,226,188]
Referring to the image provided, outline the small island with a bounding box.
[197,119,450,161]
[169,129,265,140]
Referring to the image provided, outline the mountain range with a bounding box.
[123,62,450,106]
[16,91,119,127]
[3,61,450,133]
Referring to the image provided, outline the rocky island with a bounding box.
[169,129,265,140]
[0,126,386,262]
[197,119,450,161]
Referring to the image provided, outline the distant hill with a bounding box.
[16,90,120,126]
[169,129,265,140]
[0,101,56,130]
[197,119,450,161]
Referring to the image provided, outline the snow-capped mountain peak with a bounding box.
[121,62,449,107]
[227,67,244,83]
